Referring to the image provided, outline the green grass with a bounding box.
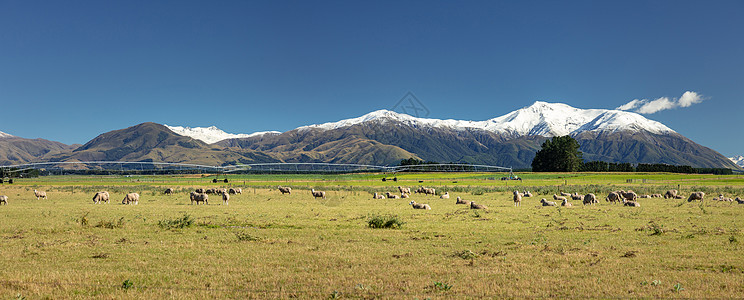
[1,173,743,298]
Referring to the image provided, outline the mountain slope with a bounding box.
[46,122,279,166]
[0,137,79,166]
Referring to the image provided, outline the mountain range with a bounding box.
[0,102,739,169]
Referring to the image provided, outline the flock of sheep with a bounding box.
[3,186,744,209]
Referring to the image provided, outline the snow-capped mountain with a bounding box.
[729,155,744,168]
[298,101,675,137]
[165,125,280,144]
[0,130,15,139]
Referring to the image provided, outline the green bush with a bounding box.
[367,215,404,229]
[158,214,194,229]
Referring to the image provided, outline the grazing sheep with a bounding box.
[409,200,431,210]
[470,202,488,209]
[561,199,572,207]
[621,191,638,201]
[522,190,533,197]
[398,186,411,194]
[401,193,410,199]
[278,186,292,195]
[440,192,450,199]
[425,188,436,195]
[583,193,597,206]
[513,190,522,207]
[386,192,400,199]
[541,198,557,206]
[560,192,571,197]
[222,192,229,205]
[736,197,744,204]
[553,194,567,201]
[92,191,110,204]
[373,192,385,199]
[605,192,621,203]
[216,188,227,195]
[571,193,584,201]
[456,196,470,205]
[639,195,651,199]
[228,188,242,195]
[34,189,47,200]
[190,192,208,205]
[205,188,217,194]
[687,191,705,202]
[623,199,641,207]
[195,188,205,193]
[673,195,684,199]
[664,189,678,199]
[651,193,663,198]
[311,189,326,199]
[0,195,7,205]
[122,193,139,205]
[164,188,174,195]
[415,187,427,194]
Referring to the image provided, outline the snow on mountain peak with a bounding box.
[0,130,15,139]
[729,155,744,168]
[297,101,676,137]
[165,125,280,144]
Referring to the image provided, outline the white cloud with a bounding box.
[616,99,642,111]
[678,91,703,107]
[616,91,707,114]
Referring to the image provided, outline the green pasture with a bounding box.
[1,173,743,298]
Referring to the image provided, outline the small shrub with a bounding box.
[672,282,684,292]
[79,212,90,226]
[158,214,194,229]
[328,290,341,299]
[453,249,478,260]
[729,236,738,244]
[367,215,404,229]
[95,217,125,229]
[121,279,133,290]
[649,224,665,236]
[433,281,453,291]
[651,280,661,286]
[235,231,261,242]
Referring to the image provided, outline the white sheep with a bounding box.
[401,193,410,199]
[190,191,208,205]
[122,193,139,205]
[311,189,326,199]
[651,193,663,198]
[664,189,678,199]
[425,188,436,195]
[553,194,567,201]
[522,190,533,197]
[398,186,411,194]
[541,198,557,206]
[278,186,292,195]
[164,188,174,195]
[623,199,641,207]
[92,191,110,204]
[386,192,400,199]
[0,195,8,205]
[222,192,229,205]
[561,199,572,207]
[409,200,431,210]
[736,197,744,204]
[571,193,584,201]
[560,192,571,197]
[606,192,621,203]
[230,188,242,194]
[455,196,470,205]
[583,193,597,206]
[373,192,386,199]
[440,192,450,199]
[687,191,705,202]
[470,202,488,209]
[513,190,522,207]
[34,189,47,200]
[621,191,638,201]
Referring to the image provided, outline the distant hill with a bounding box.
[0,136,78,166]
[44,122,279,167]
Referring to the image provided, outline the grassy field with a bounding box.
[1,173,744,299]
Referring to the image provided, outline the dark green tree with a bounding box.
[531,135,583,172]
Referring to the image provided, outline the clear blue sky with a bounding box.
[1,1,742,156]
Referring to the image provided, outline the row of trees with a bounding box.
[532,136,734,174]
